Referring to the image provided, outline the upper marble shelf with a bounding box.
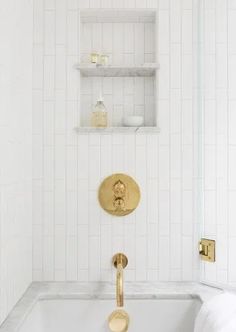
[76,63,160,77]
[79,9,157,23]
[74,127,161,134]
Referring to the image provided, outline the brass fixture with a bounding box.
[199,238,215,262]
[91,53,99,63]
[98,173,140,216]
[108,309,129,332]
[112,253,128,307]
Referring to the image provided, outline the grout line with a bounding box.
[42,0,46,282]
[214,0,218,283]
[226,0,230,286]
[168,0,171,282]
[52,3,56,281]
[180,0,184,281]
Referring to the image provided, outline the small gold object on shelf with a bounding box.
[199,238,215,262]
[100,54,109,65]
[90,53,99,64]
[108,309,129,332]
[98,173,140,216]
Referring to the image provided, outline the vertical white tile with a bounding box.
[229,238,236,283]
[78,225,89,269]
[216,0,227,43]
[229,147,236,190]
[102,23,113,55]
[45,10,55,55]
[55,225,66,270]
[33,90,43,134]
[56,0,66,44]
[43,147,54,191]
[68,0,78,9]
[158,55,170,99]
[66,147,78,191]
[43,236,54,280]
[136,237,147,281]
[159,237,170,281]
[113,23,124,64]
[67,11,78,55]
[159,11,170,54]
[33,45,43,89]
[55,90,66,133]
[159,191,170,236]
[182,10,193,54]
[100,0,112,8]
[182,237,193,280]
[182,54,193,99]
[67,56,79,100]
[90,0,101,8]
[44,56,55,100]
[43,101,54,146]
[66,237,78,280]
[170,134,181,178]
[45,0,55,10]
[77,179,89,224]
[159,146,170,190]
[89,237,100,281]
[55,180,66,225]
[170,44,181,88]
[34,0,44,43]
[134,23,144,64]
[170,0,181,43]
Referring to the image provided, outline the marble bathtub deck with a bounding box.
[0,282,222,332]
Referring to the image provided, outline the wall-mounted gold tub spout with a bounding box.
[112,253,128,307]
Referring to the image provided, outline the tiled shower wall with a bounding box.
[0,0,32,324]
[32,0,200,282]
[201,0,236,289]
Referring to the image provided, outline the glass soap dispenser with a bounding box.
[91,94,107,128]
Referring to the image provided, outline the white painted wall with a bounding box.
[201,0,236,289]
[32,0,200,282]
[0,0,33,324]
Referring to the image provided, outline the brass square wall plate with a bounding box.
[98,173,140,216]
[199,238,215,262]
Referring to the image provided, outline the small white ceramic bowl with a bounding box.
[123,116,144,127]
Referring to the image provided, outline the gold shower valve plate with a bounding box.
[199,238,215,262]
[98,173,140,216]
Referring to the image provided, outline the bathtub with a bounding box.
[0,282,221,332]
[19,297,200,332]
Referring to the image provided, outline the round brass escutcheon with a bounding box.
[98,173,140,216]
[112,253,128,269]
[108,309,129,332]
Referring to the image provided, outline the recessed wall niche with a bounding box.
[75,10,159,132]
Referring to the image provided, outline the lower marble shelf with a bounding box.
[74,126,160,134]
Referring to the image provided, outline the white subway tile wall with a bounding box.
[201,0,236,288]
[0,0,33,324]
[32,0,199,282]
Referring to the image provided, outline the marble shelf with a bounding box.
[74,126,160,134]
[80,9,156,23]
[76,63,160,77]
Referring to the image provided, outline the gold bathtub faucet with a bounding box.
[112,253,128,307]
